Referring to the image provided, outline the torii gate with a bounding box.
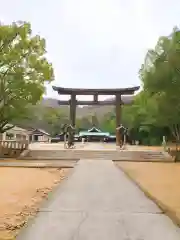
[52,86,139,146]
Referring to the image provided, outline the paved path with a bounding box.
[17,160,180,240]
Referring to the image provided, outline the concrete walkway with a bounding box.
[17,160,180,240]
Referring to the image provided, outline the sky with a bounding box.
[0,0,180,100]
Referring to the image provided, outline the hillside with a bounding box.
[16,95,134,133]
[41,95,134,118]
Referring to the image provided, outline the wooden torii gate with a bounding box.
[52,86,139,146]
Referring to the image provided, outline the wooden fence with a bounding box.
[0,140,29,158]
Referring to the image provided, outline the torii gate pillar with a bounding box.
[115,94,122,146]
[69,93,76,127]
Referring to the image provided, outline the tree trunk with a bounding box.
[169,124,180,161]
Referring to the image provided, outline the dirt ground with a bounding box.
[117,162,180,225]
[0,167,70,240]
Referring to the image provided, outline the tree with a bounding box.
[91,114,99,127]
[100,111,116,134]
[78,116,91,130]
[43,107,68,136]
[121,91,169,145]
[139,27,180,143]
[0,21,54,133]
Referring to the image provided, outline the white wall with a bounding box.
[2,126,29,141]
[31,134,51,142]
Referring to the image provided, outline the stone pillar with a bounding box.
[31,134,34,142]
[69,93,76,127]
[0,133,5,140]
[93,93,98,103]
[115,94,122,146]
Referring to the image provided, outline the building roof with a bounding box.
[52,86,140,95]
[30,128,50,136]
[79,131,110,137]
[109,135,116,138]
[5,124,29,133]
[88,127,101,133]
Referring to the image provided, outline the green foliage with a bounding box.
[91,114,99,127]
[139,27,180,142]
[101,118,115,134]
[42,107,68,136]
[0,21,54,133]
[76,116,92,131]
[100,111,115,134]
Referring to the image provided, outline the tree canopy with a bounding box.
[0,21,54,133]
[42,107,68,136]
[139,27,180,142]
[94,27,180,144]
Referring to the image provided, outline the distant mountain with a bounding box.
[16,95,135,133]
[42,95,133,108]
[41,95,134,118]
